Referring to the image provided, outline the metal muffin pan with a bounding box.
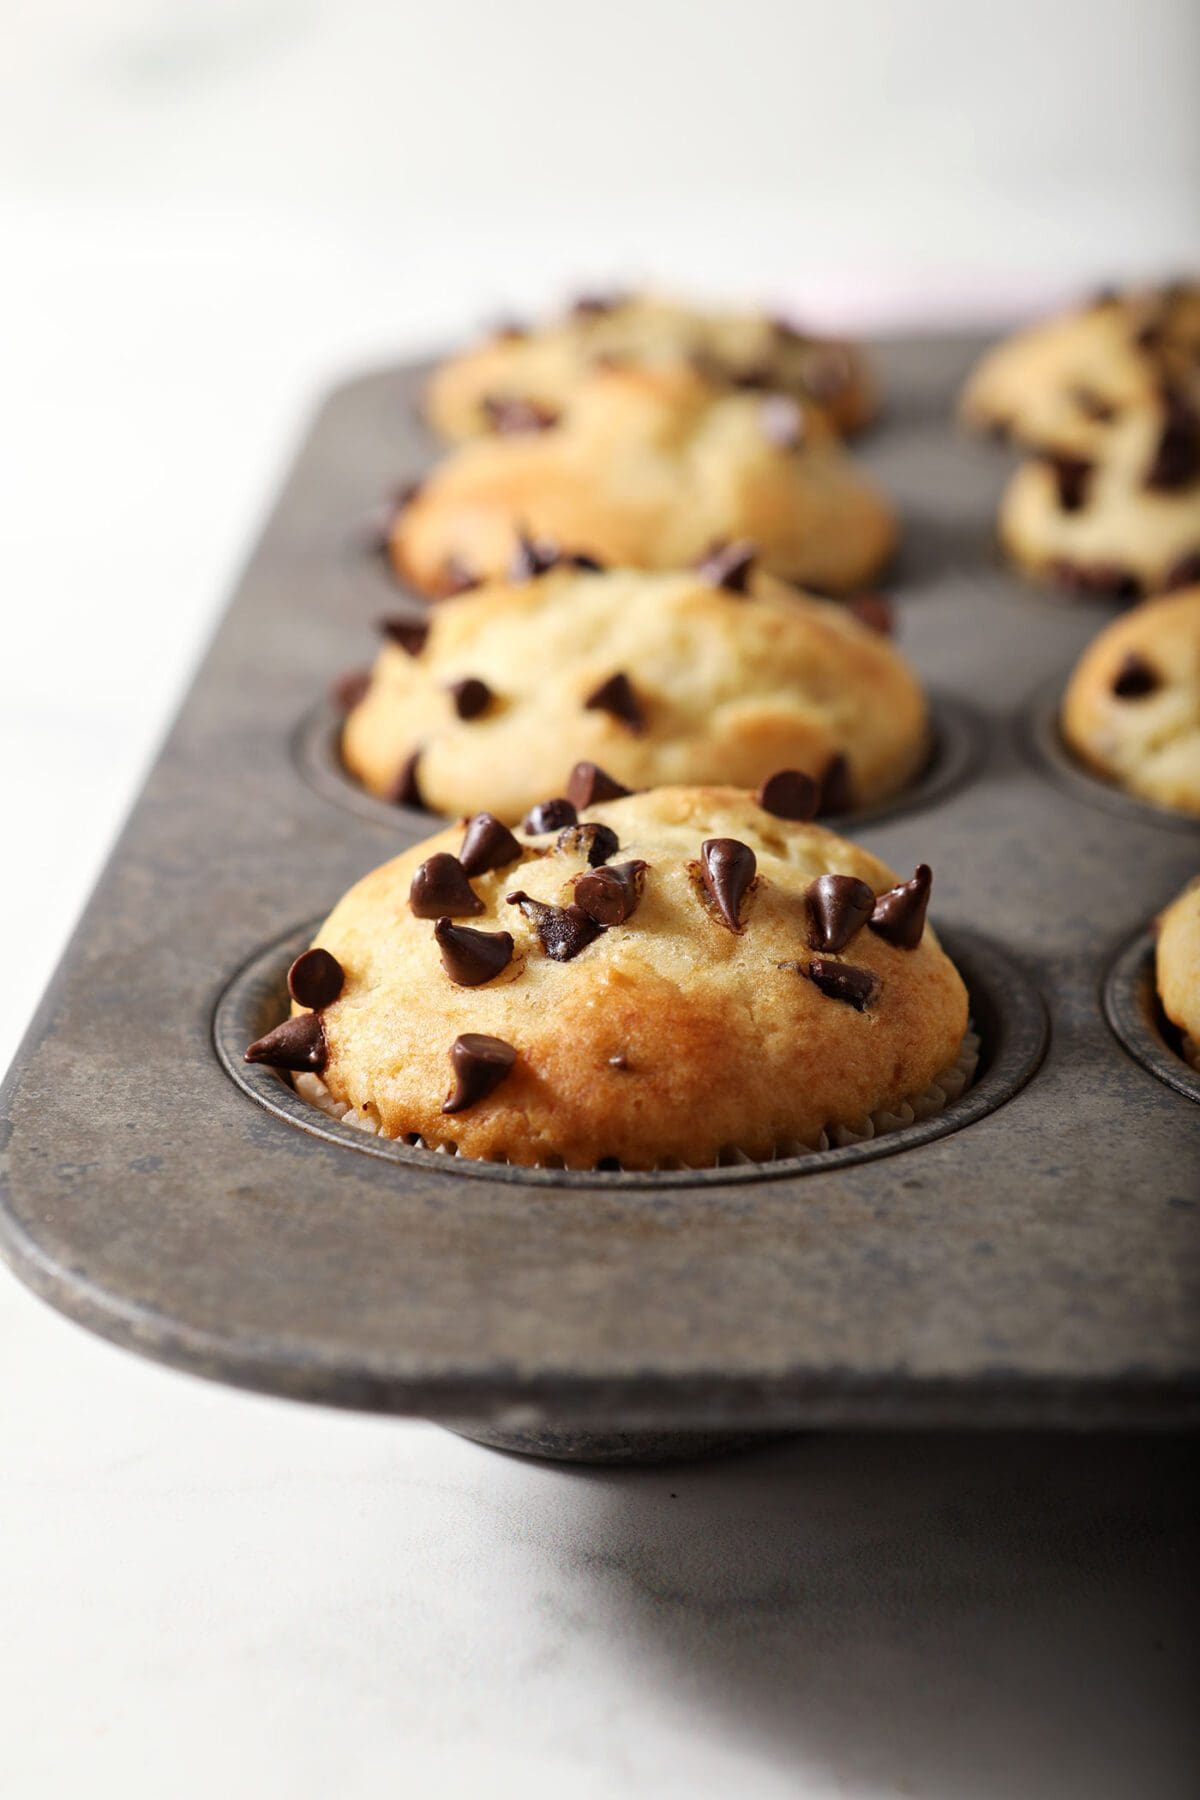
[2,333,1199,1450]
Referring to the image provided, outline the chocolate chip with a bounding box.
[459,812,523,877]
[869,864,932,950]
[386,750,425,808]
[565,761,632,809]
[845,594,894,635]
[817,754,854,816]
[379,616,430,656]
[447,676,492,719]
[761,394,806,449]
[433,918,514,986]
[575,860,648,926]
[805,874,875,954]
[1047,561,1141,603]
[1146,389,1200,491]
[409,853,484,919]
[1164,551,1200,591]
[481,395,559,434]
[506,891,600,961]
[699,837,757,932]
[695,540,757,593]
[584,671,646,732]
[442,557,479,596]
[1071,385,1117,424]
[1111,651,1161,699]
[608,1052,630,1070]
[509,532,562,581]
[442,1033,516,1113]
[244,1011,327,1072]
[522,797,577,835]
[330,668,370,712]
[570,291,626,318]
[1135,319,1164,352]
[569,552,606,571]
[805,958,878,1010]
[1046,454,1093,512]
[557,822,620,866]
[757,769,819,822]
[287,947,344,1009]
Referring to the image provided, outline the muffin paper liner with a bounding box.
[291,1028,981,1172]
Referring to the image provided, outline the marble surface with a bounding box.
[3,4,1199,1794]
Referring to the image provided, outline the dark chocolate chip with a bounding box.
[244,1011,327,1072]
[330,668,371,712]
[1164,551,1200,591]
[442,557,479,596]
[845,593,894,635]
[756,769,819,822]
[459,812,523,877]
[1070,385,1117,424]
[481,395,559,434]
[805,958,878,1010]
[1111,651,1161,699]
[817,754,854,816]
[565,761,632,809]
[760,393,806,449]
[509,531,562,581]
[442,1032,516,1113]
[608,1052,630,1070]
[287,947,344,1009]
[379,615,430,656]
[1146,389,1200,491]
[409,853,484,919]
[695,540,757,593]
[506,891,600,961]
[1047,560,1141,603]
[805,874,875,954]
[387,750,425,808]
[447,676,492,719]
[869,864,932,950]
[568,552,606,571]
[434,918,514,987]
[570,291,627,318]
[699,837,757,932]
[1135,320,1164,352]
[575,860,648,926]
[583,670,646,733]
[522,797,577,835]
[1046,454,1093,513]
[556,822,620,866]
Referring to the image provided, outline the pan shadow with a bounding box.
[541,1431,1198,1798]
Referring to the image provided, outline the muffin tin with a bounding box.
[1,332,1198,1455]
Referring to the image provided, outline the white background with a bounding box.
[1,3,1198,1795]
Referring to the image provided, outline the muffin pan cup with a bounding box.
[2,335,1199,1454]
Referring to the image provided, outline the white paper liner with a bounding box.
[290,1028,981,1172]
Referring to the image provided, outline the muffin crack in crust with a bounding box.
[252,787,970,1171]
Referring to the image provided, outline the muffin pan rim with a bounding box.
[1103,927,1200,1105]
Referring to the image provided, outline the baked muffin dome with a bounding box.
[426,291,877,441]
[390,363,896,599]
[1060,586,1200,815]
[246,787,969,1170]
[341,559,928,822]
[961,282,1200,455]
[998,395,1200,601]
[1156,876,1200,1065]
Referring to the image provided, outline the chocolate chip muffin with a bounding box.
[245,786,971,1170]
[390,363,897,598]
[998,393,1200,601]
[341,556,928,822]
[1156,876,1200,1067]
[961,281,1200,456]
[1060,585,1200,815]
[426,291,878,442]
